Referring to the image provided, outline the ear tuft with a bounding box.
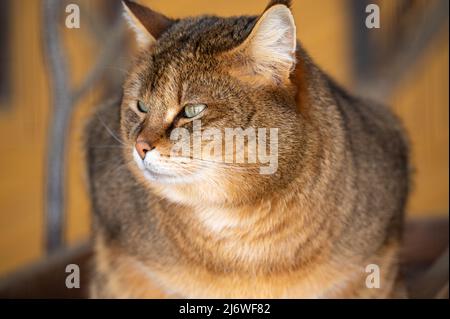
[122,0,174,48]
[265,0,292,10]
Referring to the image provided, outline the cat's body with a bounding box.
[86,0,410,298]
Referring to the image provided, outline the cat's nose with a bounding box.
[135,140,153,159]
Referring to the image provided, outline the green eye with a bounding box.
[137,100,149,113]
[183,103,207,118]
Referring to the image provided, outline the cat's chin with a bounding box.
[132,148,201,185]
[141,169,199,185]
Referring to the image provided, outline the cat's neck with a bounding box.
[154,175,334,273]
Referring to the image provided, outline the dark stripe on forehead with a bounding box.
[140,51,177,96]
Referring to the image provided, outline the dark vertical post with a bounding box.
[0,0,11,107]
[349,0,374,85]
[42,0,72,253]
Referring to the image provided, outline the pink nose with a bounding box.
[135,140,152,159]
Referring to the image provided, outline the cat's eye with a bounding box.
[137,100,149,113]
[183,103,207,118]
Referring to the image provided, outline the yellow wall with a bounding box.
[0,0,447,276]
[392,28,449,215]
[0,0,47,275]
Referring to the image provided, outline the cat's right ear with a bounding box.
[122,0,175,48]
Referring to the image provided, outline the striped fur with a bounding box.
[85,1,410,298]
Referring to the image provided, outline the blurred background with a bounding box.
[0,0,448,298]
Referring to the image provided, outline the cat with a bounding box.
[85,0,410,298]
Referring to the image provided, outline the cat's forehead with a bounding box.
[158,15,257,55]
[134,15,257,98]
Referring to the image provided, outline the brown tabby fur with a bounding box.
[85,0,410,298]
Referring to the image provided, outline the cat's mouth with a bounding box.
[132,148,200,184]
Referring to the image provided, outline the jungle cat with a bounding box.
[85,0,410,298]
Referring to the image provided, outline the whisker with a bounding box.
[95,114,127,146]
[89,145,129,149]
[92,158,125,169]
[160,154,259,168]
[159,157,260,173]
[98,160,135,183]
[181,157,259,170]
[103,66,129,73]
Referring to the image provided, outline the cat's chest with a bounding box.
[164,204,285,260]
[118,253,354,298]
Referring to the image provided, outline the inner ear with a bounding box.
[122,0,175,47]
[223,4,297,85]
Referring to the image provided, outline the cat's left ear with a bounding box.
[122,0,175,48]
[227,3,297,84]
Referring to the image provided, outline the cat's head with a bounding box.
[120,0,307,206]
